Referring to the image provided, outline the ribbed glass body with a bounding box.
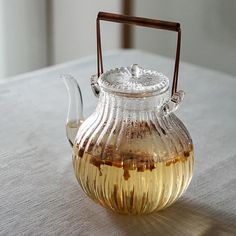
[72,90,194,214]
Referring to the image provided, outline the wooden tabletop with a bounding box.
[0,50,236,235]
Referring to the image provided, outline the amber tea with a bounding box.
[72,143,193,214]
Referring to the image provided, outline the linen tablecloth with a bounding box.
[0,50,236,235]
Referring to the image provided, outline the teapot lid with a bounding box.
[98,64,169,96]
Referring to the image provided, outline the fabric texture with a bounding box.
[0,50,236,235]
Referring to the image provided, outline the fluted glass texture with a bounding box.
[72,90,194,214]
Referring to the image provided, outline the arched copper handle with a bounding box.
[96,12,181,96]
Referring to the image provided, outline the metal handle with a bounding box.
[96,12,181,96]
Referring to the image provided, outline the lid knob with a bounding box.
[131,64,141,78]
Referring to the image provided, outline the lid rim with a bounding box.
[100,86,169,98]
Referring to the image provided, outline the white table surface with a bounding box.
[0,50,236,235]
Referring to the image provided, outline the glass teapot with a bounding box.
[62,12,194,215]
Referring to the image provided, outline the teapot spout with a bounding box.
[62,75,84,147]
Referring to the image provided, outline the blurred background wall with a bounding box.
[0,0,235,78]
[50,0,120,65]
[0,0,48,78]
[134,0,236,77]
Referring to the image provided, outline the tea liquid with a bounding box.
[72,148,194,214]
